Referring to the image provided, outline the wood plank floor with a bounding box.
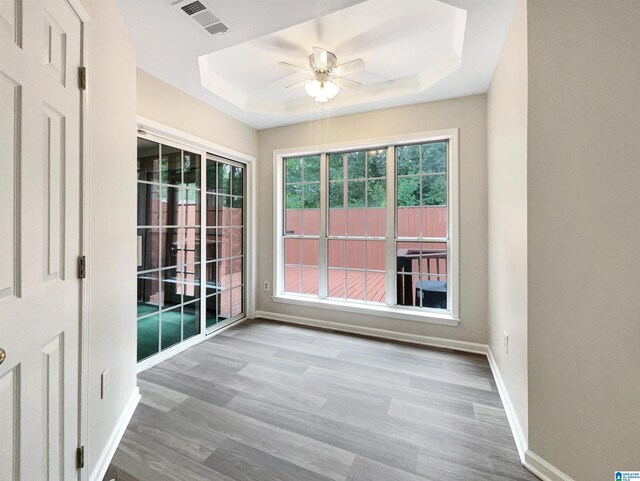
[104,320,539,481]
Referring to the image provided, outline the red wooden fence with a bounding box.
[284,207,448,273]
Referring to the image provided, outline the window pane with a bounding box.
[182,189,201,226]
[183,301,201,340]
[137,183,159,226]
[284,237,302,264]
[366,271,385,303]
[302,156,320,182]
[205,294,219,328]
[137,272,160,317]
[183,151,200,188]
[303,183,320,209]
[231,196,243,225]
[365,207,386,237]
[205,229,219,261]
[328,240,345,269]
[328,268,345,298]
[219,290,231,321]
[347,180,365,208]
[231,257,243,288]
[422,206,447,238]
[347,270,366,301]
[396,241,447,309]
[346,208,365,237]
[397,206,421,238]
[328,155,344,181]
[219,228,231,259]
[286,183,302,211]
[329,181,343,208]
[397,145,420,175]
[161,145,181,185]
[346,240,365,269]
[367,179,386,208]
[219,195,232,227]
[367,149,386,178]
[137,138,159,183]
[231,228,243,258]
[421,174,447,206]
[218,163,231,194]
[137,228,159,272]
[162,186,182,226]
[218,258,232,291]
[161,268,182,310]
[231,165,244,196]
[183,263,200,300]
[284,266,301,293]
[137,314,159,361]
[301,239,319,267]
[206,159,217,193]
[161,307,182,350]
[184,227,200,264]
[328,206,345,237]
[231,287,243,317]
[396,176,420,207]
[366,240,386,272]
[285,158,302,183]
[161,228,182,269]
[284,238,302,294]
[422,142,447,174]
[347,151,365,179]
[206,194,217,227]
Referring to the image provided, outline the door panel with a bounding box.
[0,0,83,479]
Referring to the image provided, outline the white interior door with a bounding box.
[0,0,83,479]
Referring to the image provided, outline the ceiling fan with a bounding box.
[279,46,365,103]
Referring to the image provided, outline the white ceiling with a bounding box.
[116,0,518,129]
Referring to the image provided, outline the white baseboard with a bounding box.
[486,348,527,462]
[89,387,141,481]
[524,450,576,481]
[254,310,487,355]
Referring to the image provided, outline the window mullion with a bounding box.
[385,145,396,306]
[319,153,328,298]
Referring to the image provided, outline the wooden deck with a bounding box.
[285,267,387,303]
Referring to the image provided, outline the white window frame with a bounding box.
[273,129,459,326]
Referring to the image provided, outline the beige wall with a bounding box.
[137,69,258,158]
[487,0,528,441]
[257,96,489,344]
[82,0,138,477]
[527,1,640,479]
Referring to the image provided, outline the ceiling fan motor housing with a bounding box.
[309,50,338,73]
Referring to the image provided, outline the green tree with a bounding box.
[397,176,420,206]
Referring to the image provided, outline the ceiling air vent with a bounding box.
[177,0,228,36]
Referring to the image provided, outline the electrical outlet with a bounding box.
[101,367,109,399]
[503,331,509,354]
[263,281,270,291]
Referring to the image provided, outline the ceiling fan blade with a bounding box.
[335,59,365,77]
[312,46,328,69]
[334,77,362,90]
[279,61,309,74]
[285,79,309,89]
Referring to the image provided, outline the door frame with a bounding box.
[61,0,91,479]
[135,116,257,373]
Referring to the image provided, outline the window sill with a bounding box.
[272,294,460,327]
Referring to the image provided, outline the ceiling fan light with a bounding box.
[305,79,322,98]
[323,80,339,99]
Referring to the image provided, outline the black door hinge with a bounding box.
[78,67,87,90]
[77,256,86,279]
[76,445,85,469]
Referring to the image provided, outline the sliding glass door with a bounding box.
[204,156,245,328]
[137,137,245,363]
